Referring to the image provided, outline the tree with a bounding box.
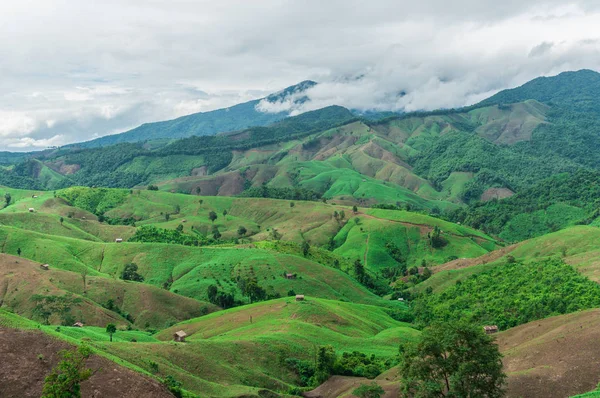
[430,226,447,249]
[339,210,345,220]
[174,204,181,214]
[176,224,184,232]
[237,226,247,236]
[106,323,117,342]
[31,294,81,325]
[17,247,21,256]
[147,185,158,191]
[290,202,295,208]
[212,225,221,240]
[195,187,201,194]
[41,345,93,398]
[120,263,144,282]
[163,375,183,398]
[223,209,228,216]
[238,278,266,303]
[354,259,365,283]
[352,205,358,213]
[209,211,218,223]
[353,383,385,398]
[81,268,88,294]
[313,345,336,384]
[164,213,170,221]
[301,240,310,257]
[4,193,11,206]
[398,321,506,398]
[207,284,218,304]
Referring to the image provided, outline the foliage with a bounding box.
[353,383,385,398]
[106,323,117,342]
[31,294,81,325]
[41,345,93,398]
[163,375,184,398]
[57,187,128,215]
[238,186,322,201]
[414,258,600,330]
[120,263,145,282]
[398,321,506,398]
[129,226,203,246]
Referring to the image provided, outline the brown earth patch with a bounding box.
[480,187,515,202]
[0,327,173,398]
[303,375,398,398]
[498,309,600,398]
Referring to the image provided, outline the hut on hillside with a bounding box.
[295,294,305,302]
[115,238,123,243]
[40,264,49,271]
[73,322,84,328]
[285,273,296,280]
[28,208,35,213]
[174,330,187,342]
[483,325,499,335]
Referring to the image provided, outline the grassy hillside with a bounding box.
[0,253,215,329]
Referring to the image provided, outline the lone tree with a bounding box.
[17,247,21,256]
[120,263,144,282]
[106,323,117,342]
[209,211,218,223]
[4,193,11,206]
[237,226,247,236]
[41,345,94,398]
[59,216,64,225]
[398,321,506,398]
[352,205,358,213]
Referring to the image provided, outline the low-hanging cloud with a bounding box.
[1,0,600,150]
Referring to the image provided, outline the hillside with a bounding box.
[0,253,216,329]
[0,312,173,398]
[71,80,317,148]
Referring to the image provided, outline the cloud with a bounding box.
[529,42,555,57]
[1,0,600,150]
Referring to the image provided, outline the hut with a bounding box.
[174,330,187,342]
[40,264,49,271]
[115,238,123,243]
[295,294,305,302]
[285,273,296,280]
[483,325,499,335]
[73,322,84,328]
[28,208,35,213]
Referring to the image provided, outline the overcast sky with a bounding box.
[1,0,600,151]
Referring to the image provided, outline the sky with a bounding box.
[1,0,600,151]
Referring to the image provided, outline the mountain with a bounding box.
[74,80,318,148]
[478,69,600,111]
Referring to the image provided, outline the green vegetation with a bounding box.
[414,258,600,330]
[41,345,93,398]
[399,321,505,398]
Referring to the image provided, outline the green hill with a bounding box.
[70,81,317,148]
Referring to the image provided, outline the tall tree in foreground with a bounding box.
[41,345,93,398]
[398,321,506,398]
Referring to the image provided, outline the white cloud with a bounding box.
[1,0,600,150]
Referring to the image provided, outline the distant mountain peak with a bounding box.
[265,80,317,103]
